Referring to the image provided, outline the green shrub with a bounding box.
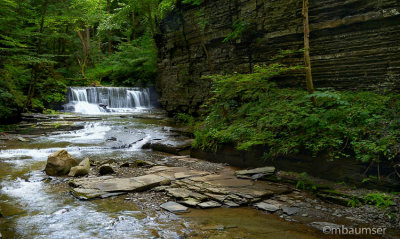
[86,36,157,87]
[173,113,195,126]
[364,193,393,210]
[193,64,400,164]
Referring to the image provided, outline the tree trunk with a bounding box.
[86,26,91,66]
[107,0,112,55]
[302,0,317,105]
[146,5,156,37]
[86,26,90,52]
[190,16,214,73]
[77,30,89,78]
[131,11,136,41]
[25,0,49,110]
[97,34,101,64]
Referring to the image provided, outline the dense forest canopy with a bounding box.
[0,0,178,122]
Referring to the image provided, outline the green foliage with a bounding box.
[364,193,393,210]
[182,0,202,6]
[347,197,362,208]
[0,0,176,120]
[223,19,248,43]
[295,172,317,191]
[86,36,156,86]
[173,113,195,126]
[361,175,378,184]
[0,87,20,123]
[193,61,400,164]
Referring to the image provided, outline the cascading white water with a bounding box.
[64,87,153,114]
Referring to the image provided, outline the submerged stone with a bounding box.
[17,137,29,142]
[160,201,189,213]
[310,222,341,232]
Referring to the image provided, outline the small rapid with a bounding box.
[0,115,183,238]
[0,110,347,239]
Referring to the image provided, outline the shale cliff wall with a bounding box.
[156,0,400,113]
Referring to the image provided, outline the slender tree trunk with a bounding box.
[26,0,49,110]
[62,25,68,55]
[302,0,317,105]
[97,34,101,64]
[86,26,91,66]
[131,11,136,41]
[86,26,91,52]
[146,4,156,37]
[190,16,214,73]
[107,0,112,55]
[77,30,89,78]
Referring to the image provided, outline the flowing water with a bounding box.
[64,87,156,114]
[0,87,339,238]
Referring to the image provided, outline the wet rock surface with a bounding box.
[99,164,115,175]
[66,154,400,237]
[142,138,193,155]
[45,150,77,176]
[160,201,188,213]
[68,158,90,177]
[2,112,400,238]
[69,174,171,200]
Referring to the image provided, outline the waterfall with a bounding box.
[64,87,154,114]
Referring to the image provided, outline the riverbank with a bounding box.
[0,112,399,238]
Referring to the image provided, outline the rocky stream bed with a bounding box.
[0,111,399,238]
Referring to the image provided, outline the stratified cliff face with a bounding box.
[156,0,400,114]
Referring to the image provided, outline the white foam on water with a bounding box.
[65,87,153,114]
[0,148,62,166]
[126,134,152,151]
[45,122,111,144]
[72,101,105,114]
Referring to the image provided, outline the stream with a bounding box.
[0,87,350,238]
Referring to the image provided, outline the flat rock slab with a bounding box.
[254,202,280,212]
[235,167,275,176]
[161,201,189,213]
[69,174,170,200]
[166,188,193,198]
[146,166,211,181]
[281,206,299,215]
[166,166,292,206]
[224,201,240,207]
[198,201,222,208]
[142,139,193,155]
[174,170,209,179]
[179,198,201,207]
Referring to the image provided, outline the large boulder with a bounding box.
[45,150,77,176]
[68,158,90,177]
